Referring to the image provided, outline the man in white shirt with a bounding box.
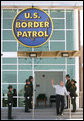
[51,80,69,116]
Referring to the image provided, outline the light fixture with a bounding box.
[29,53,37,58]
[61,52,69,57]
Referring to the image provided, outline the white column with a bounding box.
[48,8,51,51]
[80,10,83,47]
[64,9,67,76]
[32,58,35,119]
[75,57,79,109]
[1,9,3,108]
[74,9,79,109]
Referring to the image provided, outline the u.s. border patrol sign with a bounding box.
[12,7,53,48]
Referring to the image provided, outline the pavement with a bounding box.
[1,108,83,120]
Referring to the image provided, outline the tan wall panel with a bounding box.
[1,6,83,10]
[79,46,83,108]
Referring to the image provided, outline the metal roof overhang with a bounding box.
[17,50,80,58]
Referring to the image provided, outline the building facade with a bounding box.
[1,1,83,109]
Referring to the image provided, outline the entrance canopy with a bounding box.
[17,50,80,58]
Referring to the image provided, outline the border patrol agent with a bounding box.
[8,85,13,119]
[13,89,17,107]
[29,76,33,109]
[65,74,71,92]
[65,74,71,108]
[24,79,33,112]
[70,79,77,112]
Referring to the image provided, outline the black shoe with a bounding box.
[64,107,68,109]
[25,111,28,112]
[57,113,60,116]
[59,112,63,116]
[71,110,76,112]
[8,117,13,120]
[25,110,31,112]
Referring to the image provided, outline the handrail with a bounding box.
[68,96,71,119]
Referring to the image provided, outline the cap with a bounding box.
[29,76,33,81]
[66,74,70,78]
[71,79,77,83]
[26,79,30,83]
[8,85,13,89]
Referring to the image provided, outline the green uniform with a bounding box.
[70,84,77,112]
[65,79,71,108]
[8,91,13,119]
[29,80,33,96]
[65,79,71,92]
[29,80,33,109]
[24,80,33,112]
[13,89,17,107]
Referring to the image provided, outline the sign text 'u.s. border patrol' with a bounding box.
[12,7,53,48]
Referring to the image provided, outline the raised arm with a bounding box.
[51,80,55,86]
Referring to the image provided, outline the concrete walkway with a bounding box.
[1,108,83,120]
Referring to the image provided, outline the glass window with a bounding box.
[50,10,64,18]
[34,58,65,64]
[18,58,32,64]
[53,19,65,29]
[3,30,15,40]
[67,58,75,64]
[66,30,74,50]
[1,9,3,19]
[19,65,32,70]
[18,98,25,107]
[2,65,17,70]
[18,71,32,83]
[50,42,65,51]
[66,10,74,29]
[2,71,17,83]
[18,43,32,51]
[50,30,65,40]
[67,65,75,79]
[18,84,24,96]
[34,65,65,70]
[3,42,17,52]
[3,19,13,29]
[3,9,17,19]
[2,58,17,64]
